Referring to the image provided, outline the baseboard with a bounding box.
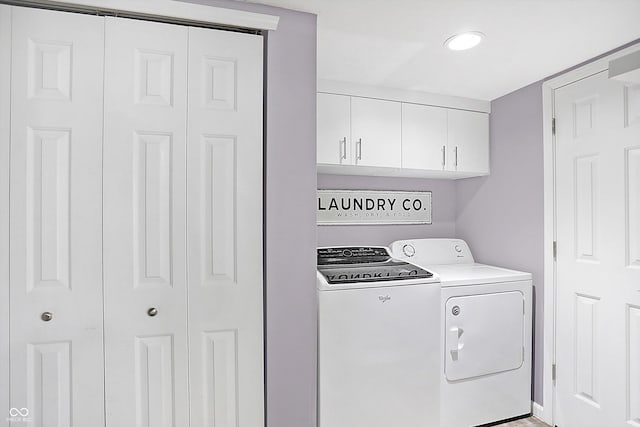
[532,402,551,424]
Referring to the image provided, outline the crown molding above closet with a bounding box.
[8,0,280,30]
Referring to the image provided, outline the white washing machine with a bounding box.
[390,239,533,427]
[317,246,441,427]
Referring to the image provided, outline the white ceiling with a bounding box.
[244,0,640,101]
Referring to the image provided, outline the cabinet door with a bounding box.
[103,17,190,427]
[9,6,105,426]
[351,97,402,168]
[447,109,489,174]
[317,93,351,165]
[401,103,448,170]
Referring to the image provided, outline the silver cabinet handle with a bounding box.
[340,137,347,160]
[441,145,446,168]
[41,312,53,322]
[356,138,362,162]
[454,146,458,167]
[147,307,158,317]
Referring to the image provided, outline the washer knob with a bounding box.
[454,245,462,253]
[403,244,415,257]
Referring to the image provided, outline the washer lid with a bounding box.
[317,260,434,285]
[426,264,531,286]
[316,246,435,286]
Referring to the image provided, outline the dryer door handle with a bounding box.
[448,326,464,361]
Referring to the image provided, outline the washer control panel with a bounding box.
[402,244,416,257]
[317,247,390,265]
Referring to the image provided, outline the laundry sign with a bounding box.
[317,190,432,225]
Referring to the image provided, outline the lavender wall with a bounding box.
[456,81,545,404]
[181,2,318,426]
[317,175,457,246]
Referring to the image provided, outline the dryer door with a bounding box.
[445,291,524,381]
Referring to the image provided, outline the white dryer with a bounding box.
[390,238,532,427]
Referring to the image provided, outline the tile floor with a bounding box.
[494,416,551,426]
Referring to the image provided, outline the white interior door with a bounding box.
[102,17,190,427]
[186,27,264,427]
[555,69,640,426]
[8,6,105,426]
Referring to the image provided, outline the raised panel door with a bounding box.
[186,26,264,427]
[317,93,351,165]
[401,103,447,170]
[555,69,640,426]
[351,97,401,168]
[8,6,105,426]
[447,109,489,174]
[103,17,189,427]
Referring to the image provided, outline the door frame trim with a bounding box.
[0,0,279,30]
[541,41,640,426]
[0,5,11,424]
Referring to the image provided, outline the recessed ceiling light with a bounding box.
[444,32,485,51]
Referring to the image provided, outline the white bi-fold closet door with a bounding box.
[8,7,106,426]
[4,5,264,427]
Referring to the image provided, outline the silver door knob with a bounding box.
[41,312,53,322]
[147,307,158,317]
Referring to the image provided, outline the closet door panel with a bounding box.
[186,27,264,427]
[103,17,189,427]
[8,6,105,426]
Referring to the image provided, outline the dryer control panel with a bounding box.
[390,239,475,265]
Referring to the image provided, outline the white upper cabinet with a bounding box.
[448,109,490,175]
[401,103,448,171]
[316,88,489,178]
[317,93,351,165]
[351,97,402,168]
